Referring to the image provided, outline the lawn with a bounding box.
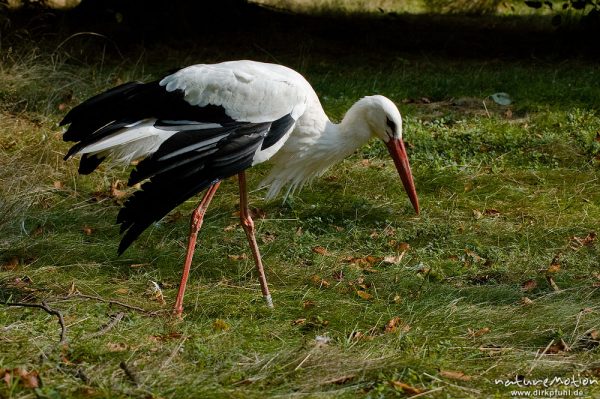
[1,12,600,398]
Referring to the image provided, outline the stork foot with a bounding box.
[264,294,274,308]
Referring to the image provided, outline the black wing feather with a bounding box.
[116,124,269,254]
[62,74,296,254]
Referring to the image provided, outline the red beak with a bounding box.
[385,138,420,214]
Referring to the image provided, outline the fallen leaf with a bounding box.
[465,249,485,264]
[310,275,330,288]
[228,254,247,261]
[521,297,534,306]
[546,338,569,354]
[356,290,373,300]
[149,332,183,342]
[315,335,332,347]
[383,254,405,265]
[130,263,149,268]
[312,246,329,255]
[547,254,561,273]
[332,270,344,281]
[261,232,276,243]
[31,224,44,236]
[397,242,410,252]
[106,342,128,352]
[521,279,537,292]
[212,319,230,331]
[360,159,371,167]
[115,288,129,295]
[53,181,64,189]
[391,380,423,396]
[484,208,501,217]
[292,318,306,326]
[82,226,94,236]
[1,256,19,271]
[468,327,491,338]
[440,370,472,381]
[303,300,316,309]
[569,232,597,251]
[384,317,401,333]
[249,207,266,219]
[546,275,560,292]
[110,180,127,199]
[15,369,39,388]
[323,374,355,385]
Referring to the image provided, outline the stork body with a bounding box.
[62,60,419,315]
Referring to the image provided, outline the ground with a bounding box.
[1,4,600,398]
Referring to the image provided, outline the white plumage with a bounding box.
[62,60,419,314]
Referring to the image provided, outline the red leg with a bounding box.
[238,172,273,308]
[173,182,221,316]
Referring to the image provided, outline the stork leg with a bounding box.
[238,172,273,308]
[173,182,221,316]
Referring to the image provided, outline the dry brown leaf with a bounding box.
[261,232,276,243]
[468,327,491,338]
[223,223,238,232]
[332,270,344,281]
[383,254,405,265]
[53,181,64,189]
[312,246,329,255]
[546,338,569,354]
[323,374,355,385]
[546,275,560,292]
[383,317,410,333]
[521,296,534,305]
[390,381,423,396]
[31,224,44,236]
[465,249,485,264]
[16,369,39,388]
[310,275,330,288]
[303,300,316,309]
[521,279,537,292]
[356,290,373,300]
[106,342,128,352]
[228,254,247,261]
[291,318,306,326]
[212,319,230,331]
[130,263,149,269]
[82,226,94,236]
[484,209,501,217]
[110,180,126,199]
[440,370,472,381]
[1,256,19,271]
[569,232,597,251]
[149,332,183,343]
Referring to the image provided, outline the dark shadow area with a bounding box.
[1,0,599,60]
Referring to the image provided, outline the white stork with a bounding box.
[62,60,419,316]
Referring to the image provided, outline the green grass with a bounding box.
[1,40,600,398]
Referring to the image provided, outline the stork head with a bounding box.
[357,95,420,215]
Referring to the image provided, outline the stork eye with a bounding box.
[386,117,396,133]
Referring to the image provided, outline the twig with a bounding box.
[83,312,125,339]
[119,361,140,387]
[2,301,67,344]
